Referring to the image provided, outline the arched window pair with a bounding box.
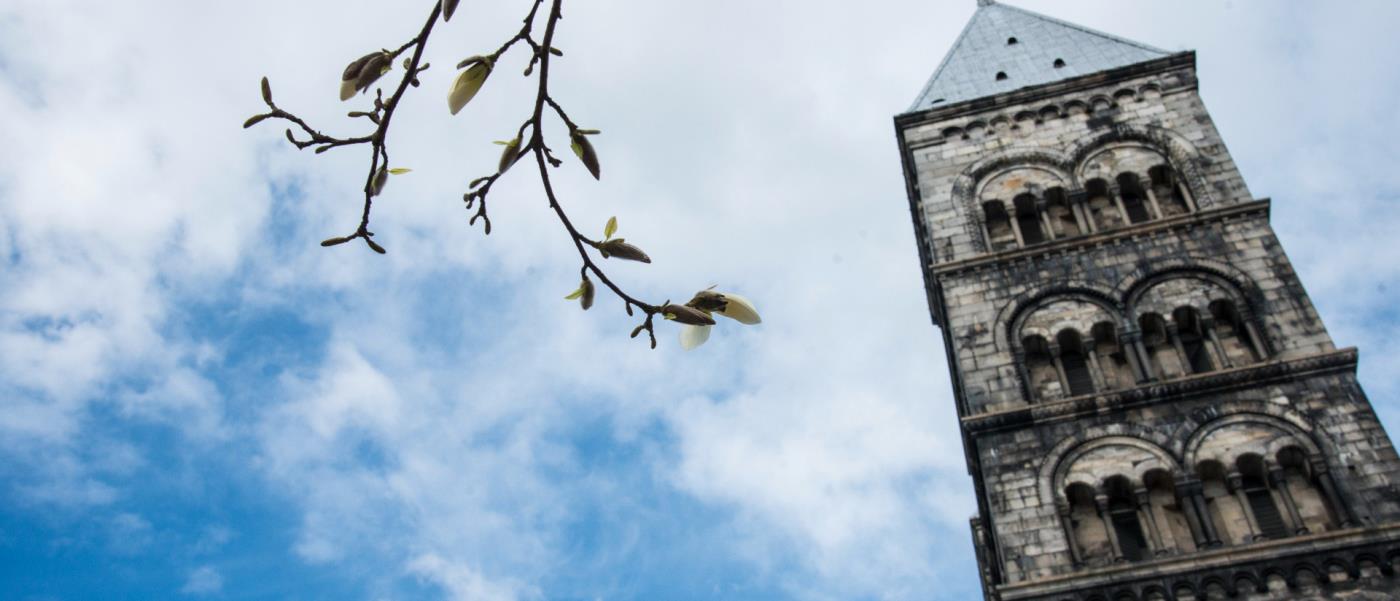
[1061,472,1184,566]
[982,164,1194,253]
[1137,301,1264,381]
[1022,326,1122,402]
[1190,448,1348,548]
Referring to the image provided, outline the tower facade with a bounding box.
[894,3,1400,599]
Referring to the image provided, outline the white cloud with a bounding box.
[180,566,224,596]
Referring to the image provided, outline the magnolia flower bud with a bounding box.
[496,136,522,173]
[598,239,650,263]
[580,278,595,310]
[448,59,492,115]
[340,52,381,101]
[441,0,460,22]
[686,290,761,324]
[354,53,391,95]
[370,166,388,197]
[570,131,600,180]
[661,304,715,326]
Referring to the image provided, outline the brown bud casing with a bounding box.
[598,239,650,263]
[661,304,716,326]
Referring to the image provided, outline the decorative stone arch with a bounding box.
[1124,271,1253,324]
[1076,141,1171,188]
[1038,428,1181,507]
[952,147,1075,253]
[976,164,1072,203]
[995,284,1124,353]
[1117,260,1265,319]
[1184,412,1323,469]
[1067,124,1215,209]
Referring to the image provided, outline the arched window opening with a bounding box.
[982,201,1017,251]
[1117,173,1153,224]
[1091,322,1133,390]
[1057,330,1095,396]
[1022,335,1061,402]
[1149,164,1191,217]
[1013,193,1046,245]
[1198,460,1247,545]
[996,71,1008,81]
[1104,476,1150,562]
[1172,307,1215,374]
[1277,446,1335,533]
[1209,299,1262,364]
[1007,36,1019,45]
[1066,483,1112,565]
[1085,179,1122,230]
[1053,58,1066,69]
[1238,454,1289,540]
[1139,313,1181,379]
[1044,187,1081,238]
[1144,469,1195,553]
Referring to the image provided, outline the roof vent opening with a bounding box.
[930,98,946,105]
[995,71,1009,81]
[1007,37,1019,45]
[1053,58,1066,69]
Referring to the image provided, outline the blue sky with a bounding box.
[2,1,1399,600]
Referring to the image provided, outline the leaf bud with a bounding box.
[365,238,387,254]
[260,77,273,104]
[320,236,354,247]
[570,131,601,180]
[441,0,460,21]
[598,239,650,263]
[370,166,388,196]
[243,113,269,129]
[496,136,522,173]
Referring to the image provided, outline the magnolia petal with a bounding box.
[717,293,761,324]
[339,78,358,101]
[448,62,491,115]
[679,324,712,351]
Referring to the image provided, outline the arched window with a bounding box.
[1091,322,1133,390]
[1172,307,1215,374]
[1143,469,1195,553]
[982,200,1016,251]
[1065,483,1112,565]
[1013,193,1045,245]
[1139,313,1181,379]
[1149,164,1192,217]
[1209,299,1262,364]
[1022,335,1060,402]
[1084,178,1122,230]
[1277,446,1335,534]
[1057,329,1095,396]
[1044,187,1081,238]
[1117,173,1153,224]
[1198,460,1248,545]
[1104,476,1150,562]
[1237,454,1289,540]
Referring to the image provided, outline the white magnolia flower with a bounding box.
[677,290,760,350]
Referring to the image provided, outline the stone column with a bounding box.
[1094,494,1126,562]
[1085,345,1108,391]
[1109,184,1131,224]
[1142,181,1165,220]
[1134,487,1168,556]
[1312,458,1357,527]
[1199,316,1231,369]
[1069,190,1095,234]
[1057,501,1083,568]
[1177,181,1198,213]
[1178,477,1220,547]
[1007,213,1026,247]
[1037,198,1056,241]
[1240,316,1268,361]
[1120,329,1151,384]
[1228,471,1264,541]
[1048,342,1071,398]
[1269,466,1308,535]
[1166,323,1190,375]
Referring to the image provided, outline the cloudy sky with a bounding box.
[2,1,1398,599]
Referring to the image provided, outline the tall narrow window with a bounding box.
[1238,455,1289,540]
[1139,313,1180,379]
[1105,476,1150,562]
[1066,483,1112,565]
[1277,446,1335,533]
[1085,179,1121,230]
[1014,194,1045,245]
[1058,329,1095,396]
[1149,165,1191,217]
[1117,173,1152,223]
[1044,187,1081,238]
[1022,335,1060,401]
[982,201,1016,251]
[1173,307,1214,374]
[1209,299,1262,364]
[1091,322,1133,390]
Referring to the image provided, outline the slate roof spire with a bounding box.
[909,1,1169,112]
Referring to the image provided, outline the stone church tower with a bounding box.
[893,2,1400,599]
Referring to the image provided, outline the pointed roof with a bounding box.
[908,1,1170,112]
